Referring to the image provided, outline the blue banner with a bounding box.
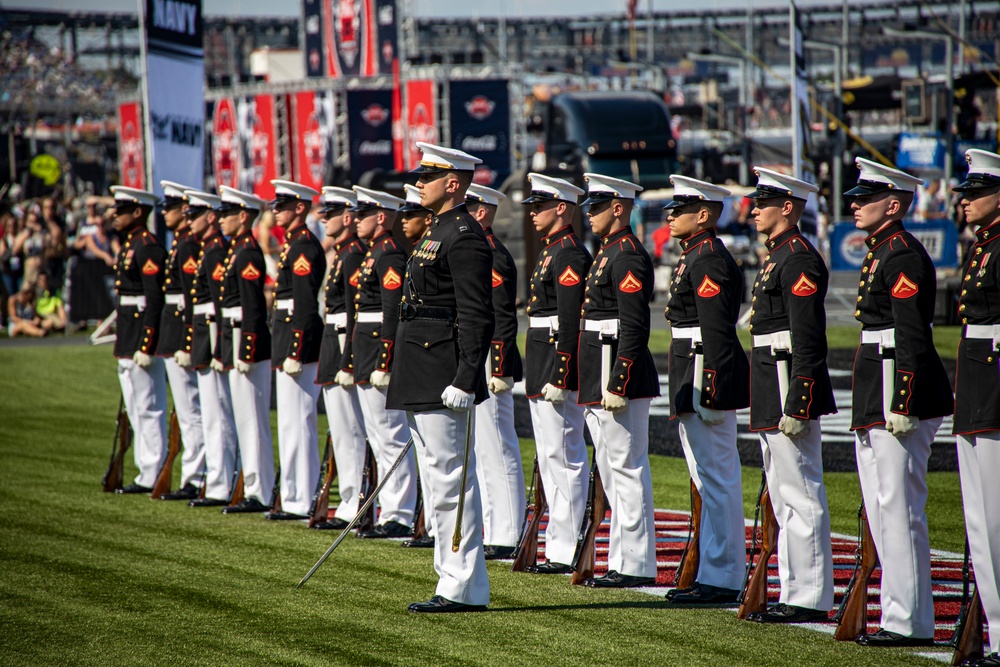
[347,89,395,181]
[303,0,325,77]
[896,132,945,171]
[449,80,510,188]
[830,219,959,271]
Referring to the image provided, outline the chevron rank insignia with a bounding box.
[211,263,226,281]
[349,268,361,287]
[382,267,402,290]
[619,271,642,293]
[791,273,818,297]
[492,269,503,288]
[558,266,581,286]
[293,255,312,276]
[697,275,721,298]
[182,256,198,274]
[891,272,919,298]
[241,263,261,280]
[141,259,159,275]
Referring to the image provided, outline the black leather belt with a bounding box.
[399,302,456,322]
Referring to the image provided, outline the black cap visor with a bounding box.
[844,179,893,198]
[953,174,1000,193]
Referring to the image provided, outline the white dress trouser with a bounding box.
[474,384,526,547]
[677,411,745,591]
[759,424,834,610]
[196,366,238,501]
[322,383,367,521]
[275,363,321,516]
[855,419,942,638]
[408,409,490,606]
[957,431,1000,653]
[117,357,167,488]
[584,400,657,578]
[412,424,436,537]
[357,383,417,526]
[527,395,589,565]
[164,358,206,489]
[227,361,275,505]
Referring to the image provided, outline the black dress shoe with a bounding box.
[407,595,486,613]
[402,535,436,548]
[311,517,350,530]
[584,571,656,588]
[667,583,740,605]
[115,483,152,495]
[265,511,309,521]
[964,653,1000,666]
[222,498,269,514]
[746,603,829,624]
[525,561,573,575]
[665,584,698,601]
[189,497,228,507]
[357,520,412,539]
[483,545,516,560]
[855,629,935,647]
[159,484,200,501]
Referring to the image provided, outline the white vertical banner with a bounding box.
[789,1,819,240]
[139,0,205,197]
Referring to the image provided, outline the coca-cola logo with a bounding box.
[362,104,388,127]
[121,117,143,188]
[359,140,392,155]
[461,135,496,152]
[465,96,495,120]
[473,166,497,186]
[212,98,239,189]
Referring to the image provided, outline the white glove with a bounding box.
[133,351,153,368]
[778,415,810,439]
[695,404,726,426]
[488,376,515,395]
[886,413,920,436]
[601,391,629,413]
[370,370,391,389]
[541,383,569,404]
[174,350,192,368]
[235,359,251,375]
[210,358,225,373]
[441,385,475,411]
[283,357,303,376]
[335,370,355,388]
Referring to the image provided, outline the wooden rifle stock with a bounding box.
[355,443,378,534]
[308,434,337,528]
[512,457,547,572]
[833,504,878,640]
[570,461,606,585]
[952,588,984,665]
[102,395,133,492]
[150,409,182,499]
[269,465,283,513]
[674,479,702,589]
[737,486,778,619]
[412,482,428,542]
[228,469,245,507]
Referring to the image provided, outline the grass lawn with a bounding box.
[0,344,965,666]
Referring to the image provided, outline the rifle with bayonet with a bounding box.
[737,470,778,619]
[102,395,133,492]
[833,503,878,640]
[570,458,607,584]
[150,409,182,499]
[354,443,378,534]
[674,479,702,589]
[512,456,547,572]
[308,432,338,528]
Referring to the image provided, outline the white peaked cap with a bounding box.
[663,175,730,210]
[846,157,924,196]
[160,180,194,202]
[412,142,483,173]
[466,183,506,207]
[582,172,643,206]
[352,186,405,212]
[748,167,819,201]
[110,186,159,208]
[522,173,584,205]
[270,179,320,204]
[183,189,221,210]
[955,149,1000,192]
[320,186,357,210]
[219,185,266,211]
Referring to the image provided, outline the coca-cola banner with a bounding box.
[291,90,336,191]
[117,101,146,189]
[238,94,278,201]
[405,80,437,171]
[324,0,371,78]
[211,97,240,190]
[347,88,395,181]
[373,0,397,75]
[448,80,510,187]
[303,0,325,77]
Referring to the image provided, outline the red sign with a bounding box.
[117,101,145,189]
[291,91,333,192]
[212,98,240,190]
[244,95,277,201]
[324,0,375,78]
[465,95,495,121]
[405,80,438,171]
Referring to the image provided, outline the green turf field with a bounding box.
[0,343,966,666]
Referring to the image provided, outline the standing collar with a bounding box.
[865,221,905,249]
[601,226,633,246]
[765,225,801,251]
[975,219,1000,244]
[543,225,575,246]
[679,228,716,252]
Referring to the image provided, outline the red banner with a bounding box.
[291,91,335,192]
[211,97,240,191]
[117,101,145,189]
[324,0,375,78]
[239,94,277,201]
[405,80,438,171]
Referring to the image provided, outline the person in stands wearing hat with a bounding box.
[313,186,368,530]
[108,185,169,495]
[742,167,837,624]
[181,189,240,508]
[386,142,494,612]
[155,181,207,502]
[217,186,276,515]
[267,180,327,521]
[661,175,749,604]
[950,149,1000,667]
[519,173,592,575]
[400,184,433,244]
[348,186,418,539]
[466,183,525,560]
[847,157,953,647]
[575,173,658,588]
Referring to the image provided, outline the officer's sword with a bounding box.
[451,410,475,553]
[297,438,415,588]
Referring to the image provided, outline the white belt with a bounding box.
[221,306,243,322]
[528,315,560,330]
[581,318,620,338]
[861,328,896,351]
[357,312,383,324]
[965,323,1000,349]
[862,329,897,420]
[119,295,146,309]
[671,326,702,343]
[752,330,792,352]
[193,303,214,316]
[275,298,294,312]
[165,293,185,309]
[326,312,348,328]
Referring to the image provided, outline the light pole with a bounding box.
[686,51,749,185]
